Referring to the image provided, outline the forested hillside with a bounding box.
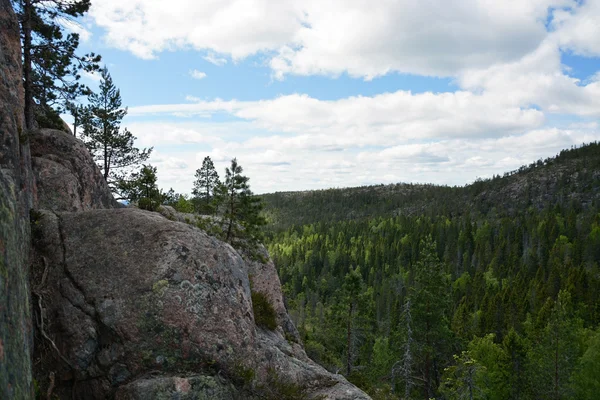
[263,142,600,399]
[263,142,600,231]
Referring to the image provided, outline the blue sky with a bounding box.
[66,0,600,194]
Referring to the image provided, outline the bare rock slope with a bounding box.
[32,208,369,399]
[30,128,119,212]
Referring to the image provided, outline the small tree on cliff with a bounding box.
[12,0,101,130]
[192,156,220,214]
[217,158,266,245]
[117,164,162,210]
[81,67,151,191]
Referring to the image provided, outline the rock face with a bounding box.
[30,128,119,211]
[0,0,34,398]
[32,208,370,399]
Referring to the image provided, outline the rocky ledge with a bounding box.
[31,207,369,399]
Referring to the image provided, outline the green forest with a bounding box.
[262,143,600,399]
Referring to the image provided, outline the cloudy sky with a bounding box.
[70,0,600,194]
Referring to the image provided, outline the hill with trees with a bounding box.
[262,142,600,399]
[262,142,600,232]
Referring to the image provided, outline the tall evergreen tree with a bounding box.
[192,156,220,214]
[342,266,364,376]
[218,158,265,244]
[81,67,151,191]
[410,235,453,398]
[12,0,101,129]
[527,290,583,400]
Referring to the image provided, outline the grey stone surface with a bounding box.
[0,0,34,397]
[30,128,119,211]
[32,208,370,399]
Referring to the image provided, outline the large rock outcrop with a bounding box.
[32,208,369,399]
[0,0,34,398]
[30,128,119,212]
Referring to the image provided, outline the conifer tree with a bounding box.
[12,0,101,129]
[410,235,453,398]
[117,164,162,210]
[81,67,151,190]
[342,266,364,376]
[218,158,266,245]
[192,156,220,214]
[527,290,582,400]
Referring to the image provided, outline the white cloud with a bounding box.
[89,0,301,60]
[59,18,92,42]
[458,39,600,117]
[552,0,600,57]
[144,123,600,194]
[189,69,207,80]
[203,52,228,66]
[90,0,582,79]
[86,0,600,193]
[128,91,545,146]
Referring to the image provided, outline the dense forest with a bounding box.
[262,142,600,399]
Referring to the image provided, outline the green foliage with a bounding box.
[81,67,152,187]
[192,156,221,214]
[217,158,267,247]
[263,147,600,398]
[118,165,164,212]
[571,327,600,399]
[138,197,160,212]
[439,351,486,400]
[527,290,583,400]
[251,291,277,330]
[12,0,101,129]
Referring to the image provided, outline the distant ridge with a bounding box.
[262,142,600,231]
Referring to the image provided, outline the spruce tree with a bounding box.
[192,156,220,214]
[81,67,151,191]
[12,0,101,129]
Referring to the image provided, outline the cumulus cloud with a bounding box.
[90,0,588,79]
[144,123,600,194]
[87,0,600,192]
[89,0,301,60]
[128,91,545,146]
[552,0,600,57]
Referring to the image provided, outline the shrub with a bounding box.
[251,291,277,330]
[138,197,160,211]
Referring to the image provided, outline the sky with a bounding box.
[65,0,600,194]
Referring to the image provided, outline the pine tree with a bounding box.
[81,67,151,191]
[342,266,364,376]
[527,290,583,400]
[117,164,162,210]
[192,156,220,214]
[218,158,265,245]
[410,235,453,398]
[12,0,101,129]
[392,297,415,398]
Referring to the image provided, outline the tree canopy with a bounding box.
[12,0,101,129]
[81,67,152,193]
